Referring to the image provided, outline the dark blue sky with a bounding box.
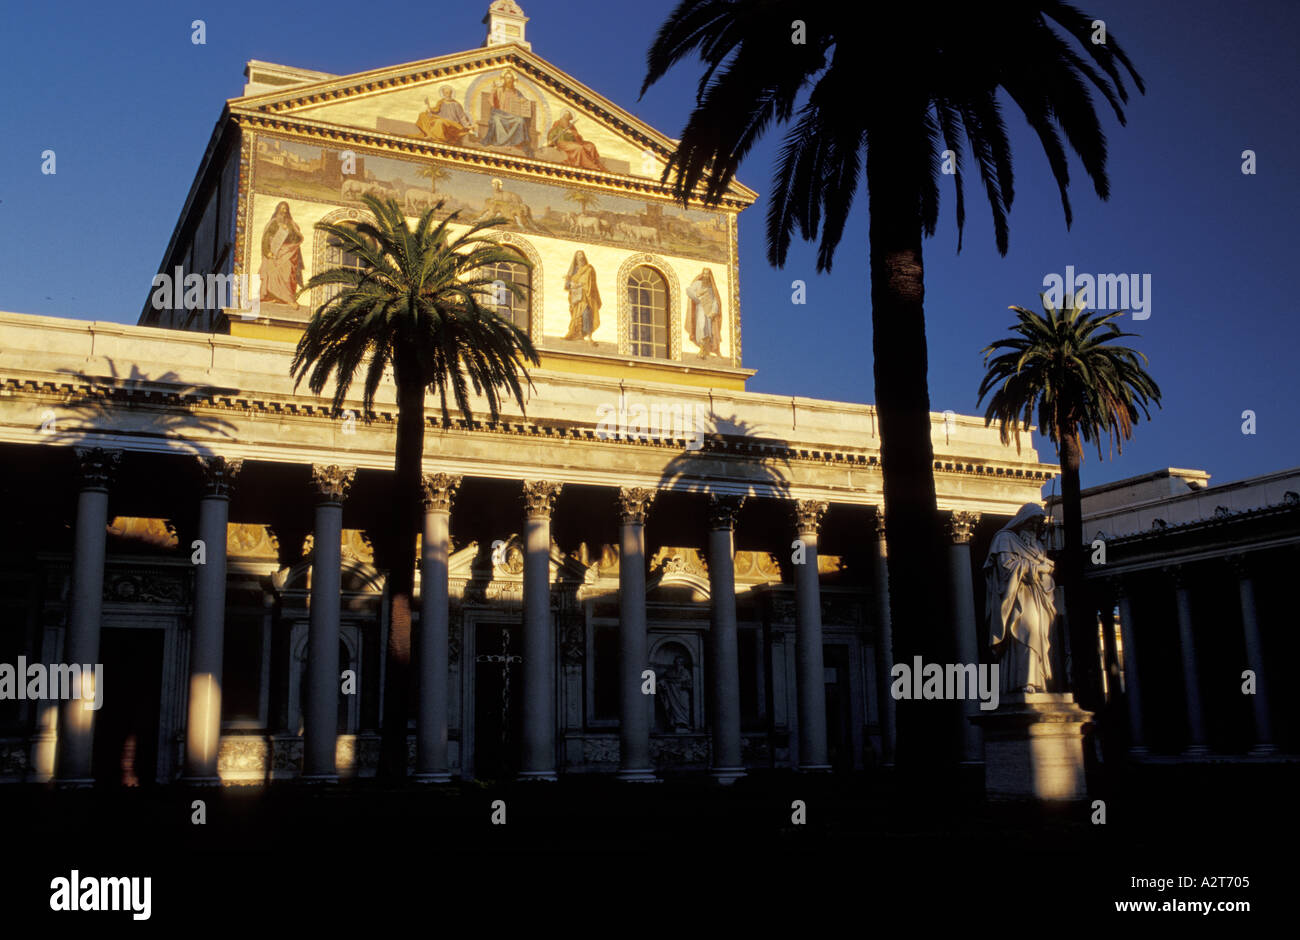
[2,0,1296,492]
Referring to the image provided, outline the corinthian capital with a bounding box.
[421,472,462,513]
[945,510,981,544]
[792,499,829,536]
[1225,553,1253,580]
[706,494,745,530]
[523,480,563,519]
[617,487,657,525]
[197,456,244,498]
[310,464,356,504]
[74,447,122,491]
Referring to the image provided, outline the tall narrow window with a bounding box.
[482,249,531,333]
[323,234,368,307]
[627,265,668,358]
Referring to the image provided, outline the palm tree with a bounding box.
[416,164,450,194]
[977,296,1161,713]
[641,1,1143,766]
[291,193,538,778]
[564,188,601,215]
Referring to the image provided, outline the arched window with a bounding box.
[482,249,530,333]
[627,265,668,358]
[322,233,370,307]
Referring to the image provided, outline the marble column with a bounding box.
[1229,554,1274,756]
[415,473,460,782]
[1098,597,1122,700]
[868,510,896,764]
[617,487,657,782]
[302,464,354,782]
[945,510,983,765]
[183,456,243,784]
[1167,566,1208,757]
[1112,579,1147,757]
[792,499,831,772]
[520,480,562,781]
[706,494,746,784]
[55,448,121,786]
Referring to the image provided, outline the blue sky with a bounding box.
[2,0,1296,492]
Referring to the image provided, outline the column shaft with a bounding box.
[184,457,241,783]
[55,449,118,786]
[1098,603,1121,699]
[184,497,230,780]
[416,474,459,781]
[417,506,450,779]
[521,481,561,780]
[794,501,830,772]
[302,465,353,781]
[946,511,983,764]
[1171,574,1208,756]
[869,512,896,764]
[55,487,111,784]
[1233,558,1274,755]
[618,488,655,781]
[1115,586,1146,756]
[707,496,745,784]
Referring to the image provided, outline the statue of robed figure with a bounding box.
[984,502,1059,694]
[657,655,693,731]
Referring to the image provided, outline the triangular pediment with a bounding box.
[230,45,756,203]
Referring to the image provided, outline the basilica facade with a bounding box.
[0,2,1056,786]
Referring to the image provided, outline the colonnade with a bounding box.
[59,449,1014,783]
[1106,557,1276,758]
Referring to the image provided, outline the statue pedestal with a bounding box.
[970,693,1093,802]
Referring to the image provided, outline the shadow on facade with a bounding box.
[48,361,239,456]
[656,413,792,500]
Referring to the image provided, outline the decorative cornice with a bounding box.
[792,499,829,536]
[617,486,657,525]
[523,480,562,519]
[310,464,356,504]
[421,472,462,513]
[707,494,745,530]
[73,447,122,491]
[1085,500,1300,551]
[2,377,1057,481]
[197,456,244,498]
[945,510,981,544]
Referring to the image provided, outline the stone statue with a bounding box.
[984,503,1058,694]
[658,655,693,731]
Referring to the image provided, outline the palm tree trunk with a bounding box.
[866,123,949,770]
[1059,431,1101,713]
[379,351,426,779]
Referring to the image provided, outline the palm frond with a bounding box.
[290,195,537,426]
[978,296,1162,461]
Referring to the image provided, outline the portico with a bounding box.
[0,311,1054,784]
